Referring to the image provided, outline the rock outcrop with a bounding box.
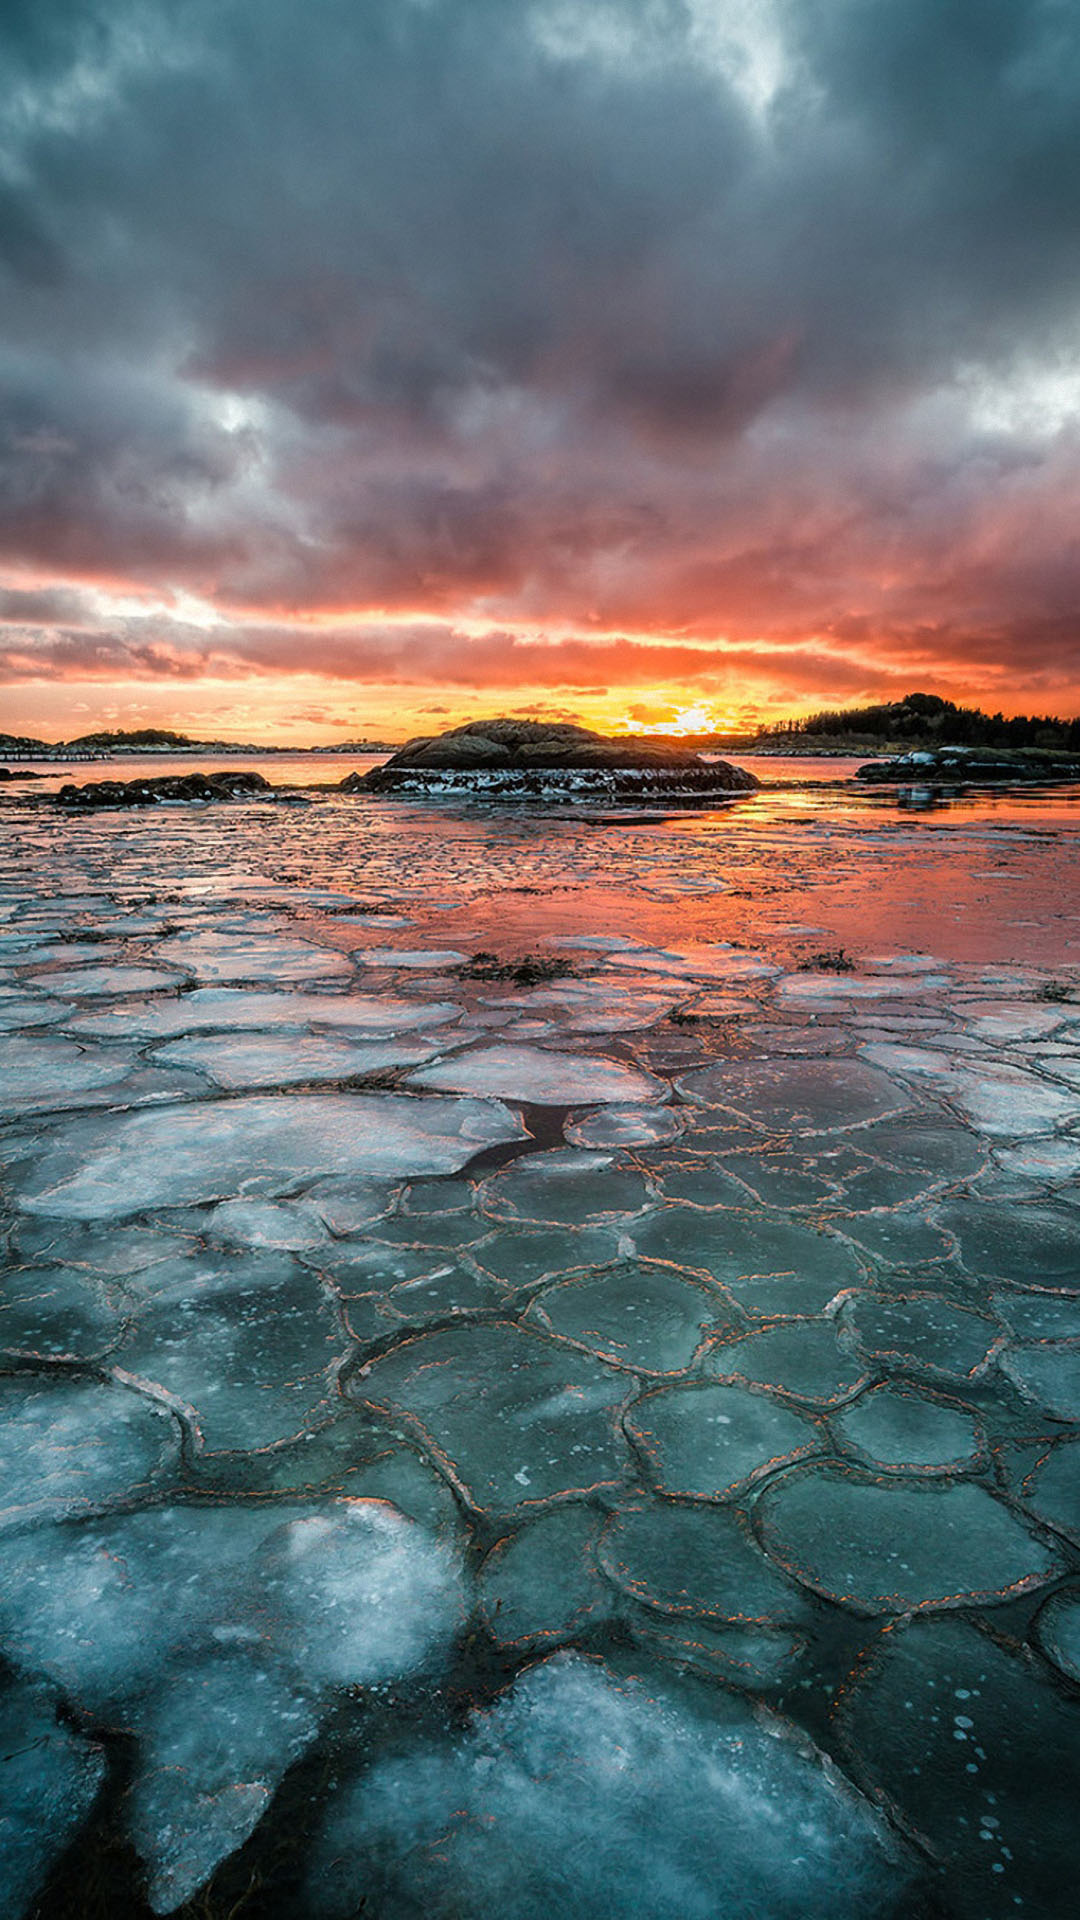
[856,748,1080,786]
[347,719,758,802]
[55,770,272,808]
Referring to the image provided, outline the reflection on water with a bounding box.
[0,777,1078,1919]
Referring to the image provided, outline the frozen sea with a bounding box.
[1,756,1079,1919]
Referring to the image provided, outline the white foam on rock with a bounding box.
[409,1043,667,1105]
[16,1093,526,1218]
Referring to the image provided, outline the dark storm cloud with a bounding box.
[1,0,1079,699]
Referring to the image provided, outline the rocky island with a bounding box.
[856,747,1080,786]
[347,718,759,803]
[54,770,273,808]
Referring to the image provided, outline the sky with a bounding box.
[2,0,1080,744]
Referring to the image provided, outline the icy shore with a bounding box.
[1,782,1078,1917]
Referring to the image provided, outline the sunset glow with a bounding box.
[2,1,1080,741]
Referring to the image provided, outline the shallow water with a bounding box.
[1,775,1078,1918]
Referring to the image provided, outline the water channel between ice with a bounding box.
[1,770,1079,1919]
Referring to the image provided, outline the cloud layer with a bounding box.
[2,0,1080,734]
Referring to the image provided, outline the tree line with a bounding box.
[757,692,1080,750]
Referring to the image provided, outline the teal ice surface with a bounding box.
[757,1465,1060,1612]
[0,1376,179,1529]
[838,1618,1080,1920]
[626,1379,822,1497]
[631,1206,861,1316]
[525,1261,737,1373]
[150,1030,444,1087]
[0,1677,106,1920]
[352,1321,632,1510]
[479,1504,612,1644]
[1035,1587,1080,1684]
[13,1090,525,1217]
[600,1501,809,1624]
[306,1653,911,1920]
[831,1384,983,1473]
[705,1320,871,1407]
[1,795,1079,1917]
[999,1340,1080,1421]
